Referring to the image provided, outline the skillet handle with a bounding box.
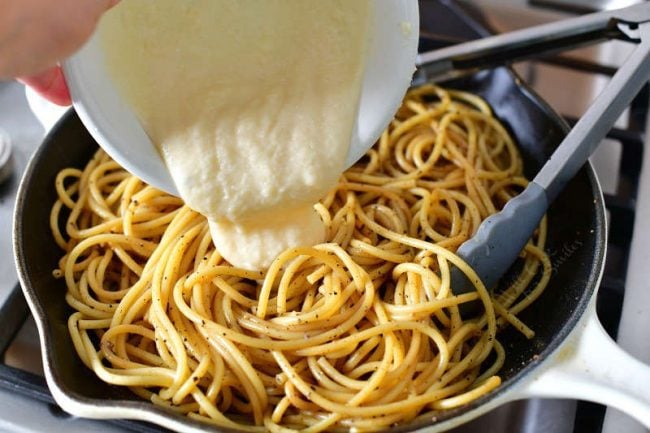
[515,300,650,427]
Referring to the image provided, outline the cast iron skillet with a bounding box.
[12,70,606,432]
[12,2,608,433]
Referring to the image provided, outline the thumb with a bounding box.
[77,0,122,25]
[18,0,123,105]
[107,0,121,9]
[89,0,122,18]
[100,0,121,11]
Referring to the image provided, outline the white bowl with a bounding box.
[63,1,419,196]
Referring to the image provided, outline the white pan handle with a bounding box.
[515,299,650,426]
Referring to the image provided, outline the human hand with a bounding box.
[0,0,120,105]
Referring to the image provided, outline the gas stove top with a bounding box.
[1,1,649,432]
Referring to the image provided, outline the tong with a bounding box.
[415,3,650,301]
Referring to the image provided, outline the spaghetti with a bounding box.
[51,85,551,432]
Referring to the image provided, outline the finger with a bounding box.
[0,0,122,78]
[81,0,122,15]
[53,0,123,54]
[18,66,72,106]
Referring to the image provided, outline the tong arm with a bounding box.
[416,2,650,80]
[535,21,650,201]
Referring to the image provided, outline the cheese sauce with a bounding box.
[99,0,372,270]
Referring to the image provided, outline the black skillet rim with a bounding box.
[12,2,607,431]
[12,81,607,433]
